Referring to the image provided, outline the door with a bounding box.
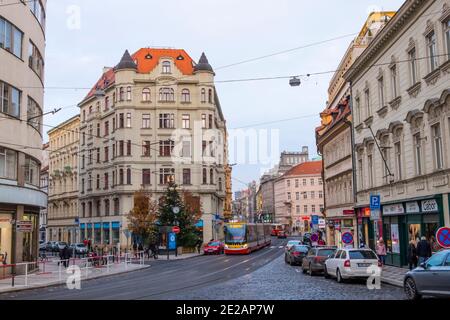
[327,250,341,275]
[417,251,447,293]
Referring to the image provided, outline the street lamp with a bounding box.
[289,77,301,87]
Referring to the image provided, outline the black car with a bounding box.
[302,233,312,245]
[285,244,310,266]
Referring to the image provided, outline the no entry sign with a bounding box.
[342,232,354,245]
[436,227,450,249]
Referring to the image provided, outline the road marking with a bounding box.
[270,246,275,249]
[243,259,250,263]
[278,246,283,249]
[246,267,251,271]
[224,259,230,262]
[295,269,301,273]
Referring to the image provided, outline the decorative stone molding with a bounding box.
[415,179,426,191]
[440,59,450,74]
[383,186,391,197]
[388,121,403,134]
[406,82,422,98]
[355,123,364,132]
[439,2,450,23]
[405,109,424,124]
[389,96,402,110]
[423,68,441,86]
[432,173,448,188]
[376,128,389,140]
[423,19,435,37]
[396,182,405,195]
[363,116,373,127]
[376,105,389,118]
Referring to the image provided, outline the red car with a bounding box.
[277,231,287,239]
[203,241,225,255]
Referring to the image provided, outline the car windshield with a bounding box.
[225,224,246,244]
[208,242,221,246]
[287,241,300,246]
[293,245,309,252]
[349,250,378,260]
[317,249,336,257]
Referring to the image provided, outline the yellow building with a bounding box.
[47,115,80,244]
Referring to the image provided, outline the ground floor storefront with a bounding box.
[356,195,448,267]
[326,217,357,248]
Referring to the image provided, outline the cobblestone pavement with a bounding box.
[165,255,406,300]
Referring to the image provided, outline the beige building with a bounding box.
[346,0,450,266]
[316,12,395,247]
[274,161,324,233]
[47,116,80,244]
[78,48,228,248]
[0,0,47,264]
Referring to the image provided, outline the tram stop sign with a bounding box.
[172,226,181,234]
[436,227,450,249]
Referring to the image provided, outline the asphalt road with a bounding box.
[0,237,289,300]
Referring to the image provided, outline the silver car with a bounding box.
[404,249,450,300]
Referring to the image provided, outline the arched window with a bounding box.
[181,89,190,103]
[201,88,206,103]
[126,168,131,184]
[119,87,124,101]
[210,169,214,185]
[142,88,151,101]
[104,96,110,110]
[162,61,171,74]
[159,88,175,102]
[208,89,213,103]
[126,86,132,101]
[202,168,207,184]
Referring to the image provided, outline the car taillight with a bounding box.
[344,260,351,268]
[293,252,300,256]
[314,257,321,263]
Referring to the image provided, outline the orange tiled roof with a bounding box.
[283,160,323,177]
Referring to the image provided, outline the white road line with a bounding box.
[270,246,275,249]
[246,268,251,271]
[278,246,283,249]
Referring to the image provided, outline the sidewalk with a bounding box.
[381,265,408,287]
[146,252,202,261]
[0,256,149,294]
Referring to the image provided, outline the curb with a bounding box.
[0,264,150,295]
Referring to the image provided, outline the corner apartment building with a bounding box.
[274,161,324,233]
[346,0,450,266]
[316,12,395,247]
[78,48,228,247]
[0,0,47,264]
[47,115,80,244]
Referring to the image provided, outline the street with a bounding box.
[0,238,404,300]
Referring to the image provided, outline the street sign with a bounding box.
[168,233,177,250]
[342,232,354,245]
[370,195,381,210]
[436,227,450,249]
[16,221,32,232]
[172,226,180,234]
[370,209,381,221]
[311,215,319,225]
[310,233,319,242]
[318,219,326,229]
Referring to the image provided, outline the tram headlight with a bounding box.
[224,244,229,249]
[243,244,248,249]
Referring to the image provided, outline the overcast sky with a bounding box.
[42,0,405,193]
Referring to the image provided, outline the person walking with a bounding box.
[416,236,432,265]
[133,242,138,258]
[376,238,387,266]
[407,240,418,270]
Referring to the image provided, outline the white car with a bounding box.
[324,248,381,283]
[285,240,302,252]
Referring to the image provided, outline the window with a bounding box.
[28,0,46,29]
[202,114,207,128]
[319,191,323,199]
[181,89,190,103]
[182,114,190,129]
[162,61,171,74]
[27,97,42,132]
[390,64,398,99]
[104,146,109,162]
[312,205,316,213]
[310,179,315,186]
[114,198,120,216]
[210,169,214,185]
[182,140,191,157]
[142,141,151,157]
[408,48,418,85]
[119,169,124,185]
[394,142,402,180]
[382,145,390,184]
[201,89,206,103]
[432,123,443,170]
[142,88,151,101]
[96,175,100,189]
[303,192,307,199]
[81,155,85,169]
[28,41,44,79]
[311,191,315,199]
[96,148,100,163]
[0,147,17,180]
[209,115,213,129]
[119,113,124,128]
[119,87,124,101]
[445,19,450,60]
[303,179,307,186]
[159,88,174,102]
[96,123,100,137]
[104,121,109,136]
[104,200,110,217]
[426,31,438,72]
[358,158,364,189]
[142,169,151,185]
[295,179,299,188]
[296,192,300,200]
[218,177,223,191]
[126,87,132,101]
[287,180,291,187]
[104,173,109,189]
[159,140,174,157]
[126,113,132,128]
[202,168,207,184]
[126,140,131,156]
[208,89,213,103]
[0,81,21,117]
[81,179,85,194]
[119,140,124,156]
[414,133,422,175]
[159,113,175,128]
[378,76,385,108]
[127,168,131,184]
[0,17,23,58]
[364,88,371,118]
[24,156,39,186]
[104,96,110,111]
[159,168,175,184]
[142,114,151,128]
[183,169,191,185]
[304,205,308,213]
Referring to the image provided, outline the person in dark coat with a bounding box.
[407,240,418,270]
[416,236,432,265]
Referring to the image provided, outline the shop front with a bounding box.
[0,213,12,265]
[381,196,445,267]
[356,207,375,249]
[326,213,356,248]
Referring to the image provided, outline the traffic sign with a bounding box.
[168,233,177,250]
[318,219,326,229]
[311,215,319,225]
[370,209,381,221]
[342,232,354,245]
[436,227,450,249]
[172,226,180,234]
[310,233,319,242]
[370,195,381,210]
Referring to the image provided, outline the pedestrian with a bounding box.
[407,240,418,270]
[133,242,138,258]
[376,238,387,266]
[416,236,432,265]
[318,238,325,246]
[196,238,202,254]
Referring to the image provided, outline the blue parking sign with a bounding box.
[168,233,177,250]
[370,195,381,210]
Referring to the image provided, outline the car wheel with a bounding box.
[404,277,422,300]
[308,264,314,276]
[324,267,330,279]
[336,269,344,283]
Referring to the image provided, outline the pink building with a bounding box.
[274,161,324,233]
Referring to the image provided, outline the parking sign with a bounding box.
[370,195,381,210]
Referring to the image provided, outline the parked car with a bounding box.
[56,241,68,252]
[324,248,381,283]
[285,240,302,252]
[302,233,312,245]
[277,231,287,239]
[403,249,450,300]
[39,240,46,251]
[46,241,59,252]
[69,243,88,255]
[302,246,337,276]
[285,244,310,266]
[203,241,225,255]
